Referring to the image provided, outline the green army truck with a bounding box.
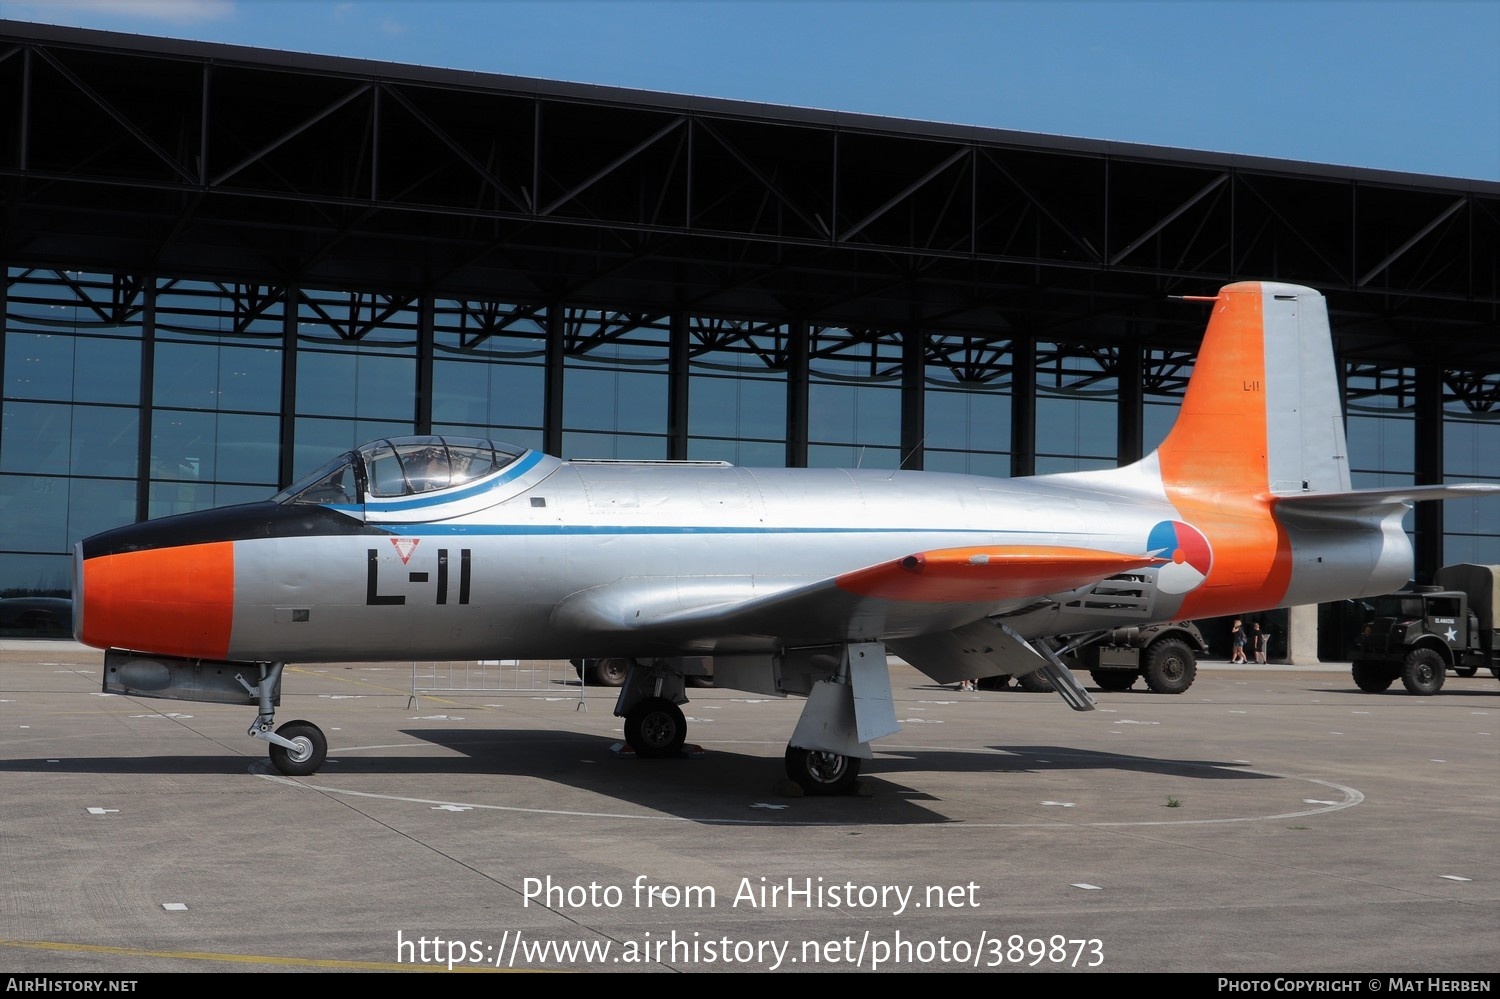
[1351,563,1500,695]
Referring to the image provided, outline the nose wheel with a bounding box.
[267,719,328,776]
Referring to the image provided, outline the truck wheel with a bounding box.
[1090,669,1135,692]
[1142,638,1196,694]
[1014,670,1053,692]
[1454,666,1477,678]
[1351,660,1394,693]
[1401,648,1445,696]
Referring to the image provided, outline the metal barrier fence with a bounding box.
[407,658,600,708]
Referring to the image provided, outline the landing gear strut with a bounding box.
[240,662,329,776]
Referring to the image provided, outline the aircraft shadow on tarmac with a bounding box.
[0,729,1276,824]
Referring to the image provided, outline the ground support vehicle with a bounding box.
[1351,563,1500,695]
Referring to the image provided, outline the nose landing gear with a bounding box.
[240,662,329,776]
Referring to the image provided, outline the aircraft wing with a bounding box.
[551,545,1160,648]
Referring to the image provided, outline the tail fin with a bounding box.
[1156,282,1350,497]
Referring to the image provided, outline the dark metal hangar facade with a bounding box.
[0,19,1496,614]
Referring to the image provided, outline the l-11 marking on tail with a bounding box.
[73,282,1499,792]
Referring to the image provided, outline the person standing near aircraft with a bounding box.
[1251,622,1269,664]
[1230,619,1248,663]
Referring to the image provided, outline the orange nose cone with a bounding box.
[79,542,235,659]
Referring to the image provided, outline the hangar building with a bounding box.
[1,20,1496,657]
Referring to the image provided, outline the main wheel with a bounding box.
[1014,669,1053,692]
[623,697,687,758]
[268,720,327,777]
[1401,648,1445,696]
[1351,660,1395,693]
[784,746,861,795]
[592,658,631,687]
[1090,669,1136,692]
[1142,638,1197,694]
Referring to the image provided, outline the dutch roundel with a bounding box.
[1147,520,1212,595]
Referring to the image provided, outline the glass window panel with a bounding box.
[72,337,140,405]
[69,478,137,540]
[0,553,73,596]
[296,351,414,421]
[686,438,784,467]
[1,402,73,475]
[562,431,668,461]
[214,414,281,483]
[432,424,543,453]
[1444,418,1499,479]
[155,342,282,413]
[808,383,901,447]
[924,388,1010,452]
[1035,454,1115,474]
[1347,414,1415,475]
[806,443,900,469]
[1035,397,1115,460]
[5,333,75,401]
[0,474,69,551]
[431,361,488,425]
[3,333,138,405]
[0,475,135,552]
[70,406,139,478]
[924,449,1010,478]
[563,368,668,435]
[1142,399,1182,454]
[292,417,412,481]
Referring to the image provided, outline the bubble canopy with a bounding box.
[274,436,527,506]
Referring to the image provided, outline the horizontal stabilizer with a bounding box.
[1276,482,1500,512]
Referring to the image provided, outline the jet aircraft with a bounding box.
[72,281,1499,792]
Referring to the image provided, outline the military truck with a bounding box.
[980,620,1209,695]
[1351,563,1500,695]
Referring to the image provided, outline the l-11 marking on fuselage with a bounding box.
[367,545,472,606]
[73,282,1500,793]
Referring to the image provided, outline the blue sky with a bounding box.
[1,0,1497,181]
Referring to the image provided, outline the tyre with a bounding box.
[1454,666,1478,678]
[592,657,630,687]
[623,697,686,757]
[784,746,861,795]
[1401,648,1445,696]
[1351,660,1395,693]
[1090,669,1136,692]
[1142,638,1197,694]
[1014,669,1053,692]
[268,719,327,777]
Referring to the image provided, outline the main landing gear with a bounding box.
[783,746,861,795]
[609,655,867,795]
[240,662,330,776]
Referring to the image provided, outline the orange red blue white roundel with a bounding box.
[1148,520,1212,595]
